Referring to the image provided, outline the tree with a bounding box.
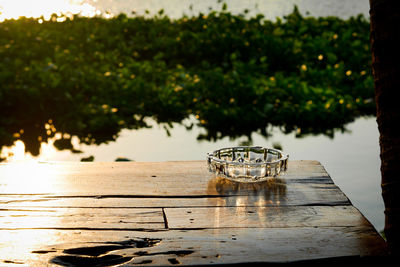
[369,0,400,253]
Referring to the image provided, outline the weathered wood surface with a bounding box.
[0,208,165,230]
[0,227,385,266]
[0,181,349,208]
[0,160,387,266]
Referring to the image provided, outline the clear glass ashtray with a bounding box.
[207,146,289,182]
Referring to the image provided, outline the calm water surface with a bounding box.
[85,0,369,19]
[0,0,370,21]
[1,0,383,232]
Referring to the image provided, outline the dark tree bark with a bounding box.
[369,0,400,253]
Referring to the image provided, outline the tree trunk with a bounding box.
[369,0,400,253]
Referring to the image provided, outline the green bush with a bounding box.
[0,7,374,157]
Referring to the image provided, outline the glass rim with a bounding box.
[206,146,289,166]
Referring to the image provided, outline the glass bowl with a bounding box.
[206,146,288,182]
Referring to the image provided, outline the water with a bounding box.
[85,0,370,20]
[0,0,370,21]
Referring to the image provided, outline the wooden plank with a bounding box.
[0,182,350,208]
[165,206,368,229]
[0,208,164,230]
[0,161,332,196]
[0,227,387,266]
[0,160,349,209]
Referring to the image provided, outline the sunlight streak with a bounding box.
[0,162,66,194]
[0,0,100,22]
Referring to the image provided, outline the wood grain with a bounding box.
[0,182,349,208]
[0,208,164,230]
[0,160,349,208]
[0,160,331,196]
[165,206,368,229]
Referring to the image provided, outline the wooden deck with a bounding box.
[0,160,387,266]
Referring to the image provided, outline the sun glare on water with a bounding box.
[0,0,100,22]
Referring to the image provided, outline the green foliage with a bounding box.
[0,7,374,156]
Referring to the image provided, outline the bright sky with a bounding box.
[0,0,100,21]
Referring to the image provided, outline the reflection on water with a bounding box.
[0,137,83,163]
[208,176,287,207]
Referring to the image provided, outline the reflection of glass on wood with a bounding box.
[207,176,287,207]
